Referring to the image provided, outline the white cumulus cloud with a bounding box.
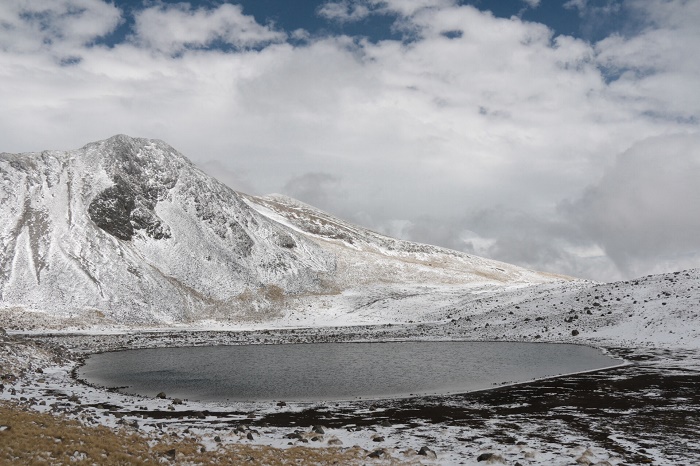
[0,0,121,55]
[131,3,286,54]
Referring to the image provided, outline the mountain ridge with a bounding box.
[0,135,563,328]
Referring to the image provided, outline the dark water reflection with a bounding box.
[77,341,620,402]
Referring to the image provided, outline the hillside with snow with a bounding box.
[0,135,561,329]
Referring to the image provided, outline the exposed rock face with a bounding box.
[88,176,171,241]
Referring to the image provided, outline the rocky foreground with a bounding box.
[2,323,699,465]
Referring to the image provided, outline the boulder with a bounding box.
[368,449,387,459]
[312,425,325,434]
[418,446,437,459]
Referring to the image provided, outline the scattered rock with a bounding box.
[368,449,387,459]
[477,452,507,463]
[575,448,597,465]
[379,419,392,427]
[327,437,343,446]
[276,401,287,407]
[371,434,385,442]
[214,436,222,443]
[156,392,166,399]
[418,446,437,459]
[312,425,325,434]
[246,432,255,440]
[572,329,580,336]
[172,398,183,405]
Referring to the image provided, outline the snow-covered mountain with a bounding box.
[0,135,560,327]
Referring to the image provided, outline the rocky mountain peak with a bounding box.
[84,135,187,241]
[0,135,559,326]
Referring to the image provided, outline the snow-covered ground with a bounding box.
[2,321,699,465]
[2,267,700,464]
[4,268,698,350]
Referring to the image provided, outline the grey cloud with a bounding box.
[401,216,467,253]
[373,208,610,280]
[391,132,700,282]
[562,133,700,278]
[282,172,346,213]
[198,160,257,195]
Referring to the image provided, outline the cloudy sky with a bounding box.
[1,0,698,282]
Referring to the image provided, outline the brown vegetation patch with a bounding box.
[0,402,380,465]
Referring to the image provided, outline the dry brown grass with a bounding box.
[0,401,398,465]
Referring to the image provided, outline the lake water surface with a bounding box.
[77,341,621,402]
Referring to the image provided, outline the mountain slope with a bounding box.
[0,135,562,327]
[245,193,565,288]
[0,135,335,324]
